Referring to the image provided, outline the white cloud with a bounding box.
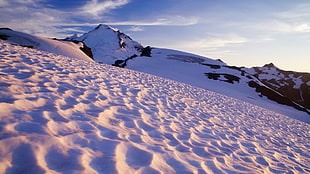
[267,3,310,33]
[177,34,248,50]
[0,0,198,38]
[107,16,198,26]
[127,26,144,32]
[0,0,9,6]
[154,34,248,58]
[0,0,111,37]
[81,0,130,16]
[294,24,310,33]
[276,3,310,19]
[0,2,72,37]
[241,20,310,35]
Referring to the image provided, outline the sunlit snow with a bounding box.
[0,41,309,173]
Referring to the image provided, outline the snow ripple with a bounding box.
[0,41,309,173]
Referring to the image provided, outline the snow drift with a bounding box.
[0,28,92,61]
[0,41,309,173]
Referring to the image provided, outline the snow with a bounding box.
[0,29,92,61]
[1,41,309,173]
[127,48,310,123]
[72,24,142,65]
[292,76,303,89]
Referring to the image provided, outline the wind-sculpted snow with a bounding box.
[0,41,309,173]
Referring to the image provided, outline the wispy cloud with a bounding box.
[0,0,67,37]
[126,26,144,32]
[154,33,248,58]
[81,0,130,16]
[175,34,248,50]
[294,24,310,33]
[107,16,199,26]
[266,2,310,33]
[0,0,130,37]
[0,0,198,38]
[276,3,310,19]
[245,20,310,34]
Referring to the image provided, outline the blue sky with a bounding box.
[0,0,309,72]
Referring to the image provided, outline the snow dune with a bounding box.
[0,41,309,174]
[0,29,92,61]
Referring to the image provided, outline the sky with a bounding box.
[0,0,309,72]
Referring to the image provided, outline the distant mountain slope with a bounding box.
[247,63,310,110]
[1,25,309,120]
[65,24,309,119]
[0,41,309,173]
[0,28,92,61]
[125,48,310,119]
[66,24,144,65]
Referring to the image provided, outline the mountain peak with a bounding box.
[70,24,143,64]
[263,63,276,68]
[94,24,119,32]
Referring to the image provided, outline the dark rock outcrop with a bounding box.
[248,80,309,114]
[112,54,138,68]
[205,73,241,84]
[79,42,93,60]
[251,63,310,112]
[200,63,221,69]
[140,46,152,57]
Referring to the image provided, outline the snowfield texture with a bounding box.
[3,27,308,121]
[127,48,310,122]
[0,41,309,174]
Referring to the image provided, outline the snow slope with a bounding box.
[126,48,310,122]
[2,26,308,122]
[66,24,310,121]
[0,41,309,173]
[0,28,92,61]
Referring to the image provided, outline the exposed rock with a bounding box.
[251,63,310,111]
[79,42,93,60]
[140,46,152,57]
[0,34,10,40]
[112,54,138,68]
[200,63,221,69]
[0,28,12,30]
[205,73,240,84]
[248,80,309,114]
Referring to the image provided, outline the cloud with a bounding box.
[154,34,248,58]
[294,24,310,33]
[0,0,124,37]
[266,3,310,33]
[107,16,199,26]
[177,34,248,50]
[127,26,144,32]
[0,0,66,37]
[81,0,130,16]
[0,0,9,6]
[276,3,310,19]
[0,0,198,38]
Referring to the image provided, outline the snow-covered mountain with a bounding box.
[66,24,144,65]
[1,25,309,122]
[248,63,310,112]
[0,41,309,173]
[66,25,310,120]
